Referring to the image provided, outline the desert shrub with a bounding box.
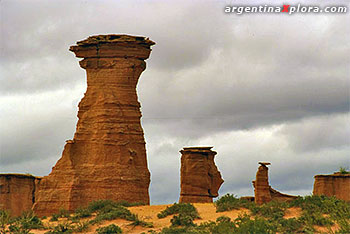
[90,205,152,227]
[298,211,334,226]
[45,222,73,233]
[170,214,195,227]
[113,200,145,207]
[87,200,119,213]
[0,210,11,233]
[339,167,350,174]
[336,218,350,234]
[73,207,92,219]
[129,214,154,228]
[95,224,122,234]
[208,216,235,233]
[233,214,277,234]
[49,208,70,222]
[157,203,200,219]
[278,217,303,233]
[72,220,90,232]
[215,194,253,212]
[290,195,350,231]
[9,210,43,233]
[58,209,70,218]
[91,205,133,223]
[249,200,287,220]
[49,215,59,222]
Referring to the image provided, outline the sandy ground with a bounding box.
[30,203,250,234]
[30,203,338,234]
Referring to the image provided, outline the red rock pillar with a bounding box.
[179,147,224,203]
[33,35,155,216]
[254,162,272,205]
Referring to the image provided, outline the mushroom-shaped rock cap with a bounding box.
[70,34,155,59]
[180,146,217,155]
[259,162,271,167]
[75,34,155,47]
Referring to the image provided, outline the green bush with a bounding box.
[9,210,43,233]
[72,220,90,232]
[157,195,349,234]
[74,207,92,218]
[249,200,287,220]
[170,214,195,227]
[45,222,73,233]
[336,218,350,234]
[91,205,133,224]
[129,214,154,228]
[49,208,70,222]
[0,210,11,233]
[215,194,253,212]
[157,203,200,219]
[95,224,122,234]
[90,204,152,227]
[339,167,350,174]
[49,214,59,222]
[233,214,277,234]
[289,195,350,231]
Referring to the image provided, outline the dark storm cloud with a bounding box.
[278,114,350,152]
[0,90,80,168]
[0,0,231,93]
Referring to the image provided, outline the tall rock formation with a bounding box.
[254,162,272,205]
[33,35,155,216]
[313,173,350,201]
[253,162,296,205]
[179,147,224,203]
[0,174,40,217]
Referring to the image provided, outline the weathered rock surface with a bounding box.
[179,147,224,203]
[0,174,40,216]
[253,162,297,205]
[313,173,350,201]
[253,162,272,205]
[33,35,155,216]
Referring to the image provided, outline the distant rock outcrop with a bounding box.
[33,35,155,216]
[313,173,350,201]
[0,174,40,216]
[253,162,297,205]
[179,147,224,203]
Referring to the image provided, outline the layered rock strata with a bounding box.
[33,35,155,216]
[253,162,297,205]
[179,147,224,203]
[0,174,40,217]
[253,162,272,205]
[313,173,350,201]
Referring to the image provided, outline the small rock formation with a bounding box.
[253,162,297,205]
[179,147,224,203]
[313,172,350,201]
[0,174,40,216]
[33,35,155,216]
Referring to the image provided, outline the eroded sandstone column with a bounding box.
[33,35,154,216]
[253,162,297,204]
[179,147,224,203]
[313,173,350,201]
[253,162,272,205]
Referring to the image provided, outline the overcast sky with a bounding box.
[0,0,349,204]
